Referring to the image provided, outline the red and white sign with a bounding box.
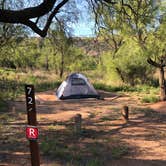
[26,126,39,140]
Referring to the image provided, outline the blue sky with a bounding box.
[71,21,95,37]
[70,0,95,37]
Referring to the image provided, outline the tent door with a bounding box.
[71,85,88,95]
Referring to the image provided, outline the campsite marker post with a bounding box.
[25,85,40,166]
[121,105,129,122]
[74,114,82,134]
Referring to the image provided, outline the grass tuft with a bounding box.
[141,95,159,103]
[0,100,8,112]
[111,146,129,159]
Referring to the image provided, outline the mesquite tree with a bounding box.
[90,0,166,100]
[147,57,166,101]
[147,16,166,101]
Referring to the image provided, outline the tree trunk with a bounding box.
[45,55,49,71]
[147,58,166,101]
[116,67,125,83]
[60,52,64,78]
[53,52,58,73]
[159,67,166,101]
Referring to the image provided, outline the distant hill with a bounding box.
[72,37,111,56]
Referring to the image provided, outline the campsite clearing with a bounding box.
[0,90,166,166]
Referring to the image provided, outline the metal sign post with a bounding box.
[25,85,40,166]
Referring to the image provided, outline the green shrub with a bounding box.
[86,158,103,166]
[41,139,72,161]
[0,100,7,112]
[94,83,159,97]
[94,83,127,92]
[141,95,159,103]
[111,146,129,159]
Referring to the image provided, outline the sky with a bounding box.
[69,0,95,37]
[70,21,95,37]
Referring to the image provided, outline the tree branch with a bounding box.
[0,0,56,23]
[42,0,69,37]
[103,0,137,15]
[121,0,137,15]
[0,0,69,37]
[102,0,117,5]
[147,58,162,68]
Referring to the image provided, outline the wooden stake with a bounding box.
[121,106,129,122]
[74,114,82,134]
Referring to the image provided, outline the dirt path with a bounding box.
[1,90,166,166]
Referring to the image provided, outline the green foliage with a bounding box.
[100,116,113,121]
[141,95,159,103]
[99,39,154,86]
[67,51,97,72]
[86,158,103,166]
[41,138,72,161]
[94,83,120,92]
[41,135,128,166]
[132,107,161,119]
[35,81,61,92]
[0,68,61,100]
[145,11,166,64]
[96,37,158,86]
[0,100,7,112]
[95,0,165,88]
[111,146,129,159]
[97,52,120,85]
[94,82,158,93]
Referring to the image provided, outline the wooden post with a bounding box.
[121,106,129,122]
[25,85,40,166]
[12,105,16,113]
[74,114,82,134]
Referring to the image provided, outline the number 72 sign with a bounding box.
[25,85,37,125]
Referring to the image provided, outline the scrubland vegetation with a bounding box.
[0,33,162,105]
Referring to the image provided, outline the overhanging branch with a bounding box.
[147,58,162,68]
[103,0,117,5]
[42,0,69,37]
[0,0,69,37]
[0,0,57,23]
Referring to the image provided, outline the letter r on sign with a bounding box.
[26,126,39,140]
[30,128,35,136]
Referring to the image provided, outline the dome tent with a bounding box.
[56,73,100,100]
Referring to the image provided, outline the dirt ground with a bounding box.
[0,90,166,166]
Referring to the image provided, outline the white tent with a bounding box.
[56,73,99,99]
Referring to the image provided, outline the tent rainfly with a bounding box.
[56,73,100,100]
